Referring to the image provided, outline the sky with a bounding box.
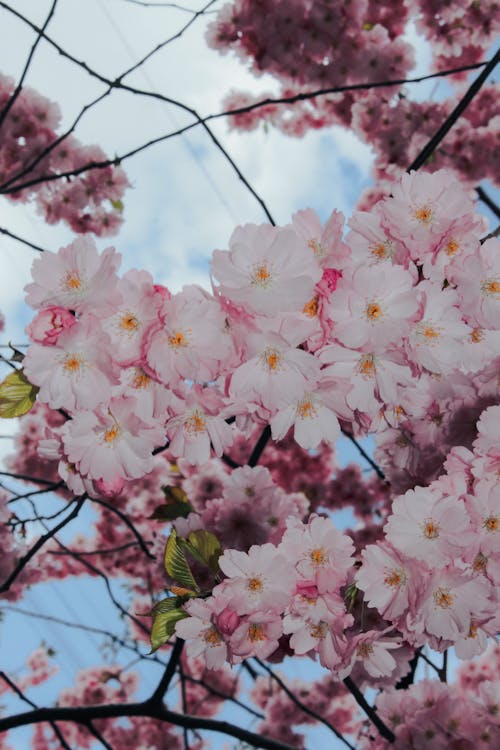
[0,2,497,749]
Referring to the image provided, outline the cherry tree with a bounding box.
[0,2,498,750]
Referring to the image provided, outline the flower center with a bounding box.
[261,347,282,372]
[481,278,500,296]
[247,577,263,592]
[365,302,382,320]
[414,205,432,225]
[63,354,83,373]
[445,238,460,256]
[303,296,318,317]
[384,567,407,588]
[251,262,273,288]
[370,242,389,260]
[358,354,375,378]
[204,626,222,645]
[483,515,499,532]
[185,410,206,435]
[104,424,120,443]
[433,586,454,609]
[297,396,317,420]
[422,518,440,539]
[248,623,266,642]
[168,330,188,348]
[64,272,82,290]
[132,369,150,389]
[470,327,484,343]
[120,313,139,331]
[310,547,326,567]
[309,622,327,640]
[472,552,488,572]
[357,642,374,658]
[308,238,323,257]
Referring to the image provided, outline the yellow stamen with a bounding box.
[414,206,432,225]
[168,331,187,348]
[483,515,499,532]
[422,519,440,539]
[358,354,375,377]
[204,627,222,645]
[357,642,374,658]
[310,548,326,567]
[120,313,139,331]
[297,397,317,420]
[370,243,388,260]
[481,278,500,296]
[433,587,454,609]
[132,370,150,389]
[472,552,488,572]
[185,411,206,434]
[64,272,81,290]
[63,354,82,373]
[470,327,484,343]
[104,424,120,443]
[384,568,406,588]
[309,622,327,640]
[251,262,273,287]
[248,623,266,642]
[247,577,263,592]
[366,302,382,320]
[445,239,460,256]
[303,296,318,317]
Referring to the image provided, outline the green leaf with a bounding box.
[110,198,124,212]
[150,607,189,653]
[150,597,180,615]
[0,369,38,418]
[164,528,199,592]
[162,485,189,504]
[184,530,222,573]
[149,499,194,521]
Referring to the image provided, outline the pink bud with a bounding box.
[26,306,76,345]
[215,607,240,636]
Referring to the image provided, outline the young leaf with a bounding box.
[150,607,189,653]
[0,369,38,418]
[162,485,190,504]
[184,529,222,573]
[164,528,199,592]
[149,500,194,521]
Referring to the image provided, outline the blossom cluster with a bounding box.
[0,72,129,236]
[16,167,499,672]
[207,2,499,189]
[362,643,500,749]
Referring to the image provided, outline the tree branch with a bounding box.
[343,676,394,743]
[0,495,86,594]
[408,48,500,171]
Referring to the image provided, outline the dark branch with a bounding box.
[0,226,48,252]
[408,48,500,171]
[0,0,58,130]
[90,496,156,560]
[0,701,299,750]
[343,676,395,743]
[0,495,86,594]
[476,185,500,220]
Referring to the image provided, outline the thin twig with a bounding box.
[0,0,58,130]
[255,659,356,750]
[343,676,395,743]
[0,495,86,593]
